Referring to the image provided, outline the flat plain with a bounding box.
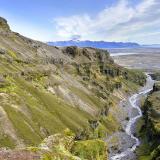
[110,48,160,71]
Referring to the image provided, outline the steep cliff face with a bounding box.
[138,81,160,160]
[150,72,160,81]
[0,17,146,159]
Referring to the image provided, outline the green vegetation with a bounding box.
[137,82,160,160]
[38,129,108,160]
[72,139,107,160]
[7,49,17,59]
[0,134,15,148]
[0,49,145,156]
[0,17,148,159]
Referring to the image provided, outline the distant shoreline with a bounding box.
[109,48,160,57]
[110,52,142,57]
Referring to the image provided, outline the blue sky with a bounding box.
[0,0,160,44]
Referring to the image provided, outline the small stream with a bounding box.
[110,74,154,160]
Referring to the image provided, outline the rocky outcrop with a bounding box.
[140,81,160,159]
[150,72,160,81]
[0,17,10,32]
[0,129,108,160]
[153,82,160,92]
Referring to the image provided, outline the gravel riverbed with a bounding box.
[107,75,154,160]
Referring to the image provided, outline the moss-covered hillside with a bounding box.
[138,78,160,160]
[0,17,146,159]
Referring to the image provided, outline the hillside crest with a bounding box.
[0,17,10,32]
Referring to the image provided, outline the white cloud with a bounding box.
[54,0,160,43]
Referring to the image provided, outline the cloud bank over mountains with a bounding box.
[54,0,160,43]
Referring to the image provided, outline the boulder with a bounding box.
[0,49,6,55]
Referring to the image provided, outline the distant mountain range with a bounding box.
[142,44,160,48]
[47,40,140,48]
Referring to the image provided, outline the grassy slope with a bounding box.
[0,18,147,159]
